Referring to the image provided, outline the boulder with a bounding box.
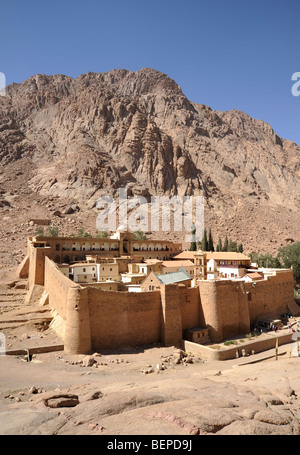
[43,394,79,408]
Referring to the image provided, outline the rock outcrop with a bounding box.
[0,68,299,254]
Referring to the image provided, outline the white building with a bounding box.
[70,261,120,283]
[69,263,97,283]
[206,259,218,280]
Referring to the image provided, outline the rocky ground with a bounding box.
[1,341,300,436]
[0,273,300,436]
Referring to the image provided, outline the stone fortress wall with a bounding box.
[21,237,296,356]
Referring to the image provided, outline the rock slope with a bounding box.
[0,68,299,257]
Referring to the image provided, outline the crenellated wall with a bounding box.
[24,239,296,354]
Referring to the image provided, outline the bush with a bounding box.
[224,340,238,346]
[133,230,147,240]
[35,226,44,236]
[46,226,59,237]
[96,231,109,238]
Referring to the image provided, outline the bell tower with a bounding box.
[194,250,207,282]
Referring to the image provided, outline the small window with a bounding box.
[83,268,86,272]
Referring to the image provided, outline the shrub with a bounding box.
[35,226,44,236]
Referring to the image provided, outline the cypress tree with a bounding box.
[189,225,197,251]
[208,228,214,251]
[228,239,237,252]
[223,235,228,252]
[217,237,222,252]
[201,228,208,251]
[237,243,243,253]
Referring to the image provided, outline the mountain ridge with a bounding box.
[0,68,299,262]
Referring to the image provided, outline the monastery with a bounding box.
[17,226,298,359]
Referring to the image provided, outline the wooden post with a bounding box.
[275,337,278,360]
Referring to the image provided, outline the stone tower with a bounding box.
[194,250,207,282]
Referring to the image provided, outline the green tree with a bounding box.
[96,231,109,239]
[35,226,44,236]
[77,228,85,237]
[201,228,208,251]
[228,239,237,252]
[237,243,243,253]
[189,226,197,251]
[249,251,260,264]
[277,242,300,283]
[133,230,147,240]
[216,237,222,252]
[189,241,197,251]
[207,228,214,252]
[223,235,228,252]
[46,225,59,237]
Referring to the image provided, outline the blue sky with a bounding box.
[1,0,299,144]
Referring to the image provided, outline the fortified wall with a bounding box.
[20,239,296,354]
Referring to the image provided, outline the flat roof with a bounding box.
[174,251,250,261]
[246,272,264,279]
[70,263,96,268]
[162,260,194,267]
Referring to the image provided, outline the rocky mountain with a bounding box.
[0,68,299,266]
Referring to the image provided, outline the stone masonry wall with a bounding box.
[87,287,162,350]
[245,270,295,323]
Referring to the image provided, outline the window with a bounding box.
[56,244,60,251]
[83,268,86,272]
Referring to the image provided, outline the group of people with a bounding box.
[254,318,300,334]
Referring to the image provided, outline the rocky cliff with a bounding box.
[0,68,299,263]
